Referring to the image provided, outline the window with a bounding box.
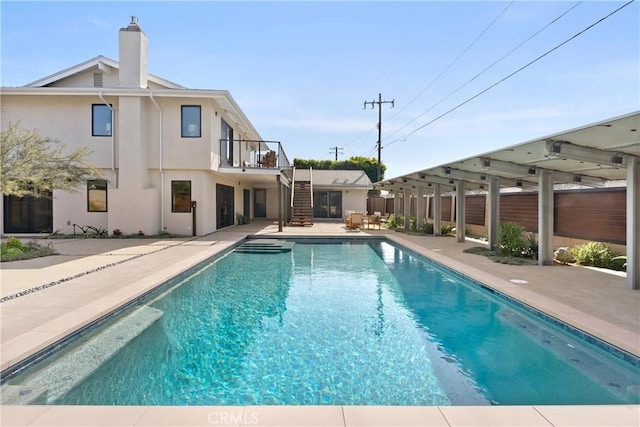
[92,104,112,136]
[181,105,201,137]
[172,181,192,212]
[221,119,234,165]
[87,180,108,212]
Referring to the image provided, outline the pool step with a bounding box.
[234,239,295,254]
[0,305,164,404]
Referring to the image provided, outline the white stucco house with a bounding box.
[1,17,293,236]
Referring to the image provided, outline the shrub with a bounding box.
[1,238,56,262]
[524,232,539,260]
[387,214,404,229]
[421,222,434,234]
[236,213,250,225]
[497,222,528,258]
[112,229,122,236]
[409,216,417,231]
[572,242,625,270]
[572,241,612,268]
[441,225,455,236]
[5,237,27,250]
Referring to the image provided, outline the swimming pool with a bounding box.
[2,239,639,405]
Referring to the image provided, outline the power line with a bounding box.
[385,0,584,143]
[338,1,515,159]
[363,93,394,181]
[385,1,515,124]
[384,0,634,150]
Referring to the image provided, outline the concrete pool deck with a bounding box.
[1,220,639,426]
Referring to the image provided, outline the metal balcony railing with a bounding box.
[218,139,292,178]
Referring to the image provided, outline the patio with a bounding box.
[1,220,638,426]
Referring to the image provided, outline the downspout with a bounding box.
[97,91,116,188]
[149,92,165,231]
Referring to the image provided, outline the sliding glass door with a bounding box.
[313,191,342,219]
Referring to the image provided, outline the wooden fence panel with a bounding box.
[466,194,485,225]
[555,188,626,244]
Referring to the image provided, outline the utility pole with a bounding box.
[329,146,343,161]
[363,93,394,182]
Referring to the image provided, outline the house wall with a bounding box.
[47,70,120,88]
[342,189,368,215]
[1,95,116,169]
[0,92,271,236]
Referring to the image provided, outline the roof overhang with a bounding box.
[23,56,185,90]
[375,111,639,191]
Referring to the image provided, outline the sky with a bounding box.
[1,1,638,179]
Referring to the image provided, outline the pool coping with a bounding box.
[1,229,639,426]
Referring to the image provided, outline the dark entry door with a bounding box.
[3,193,53,233]
[216,184,235,229]
[243,189,250,218]
[254,189,266,218]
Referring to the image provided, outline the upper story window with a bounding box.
[92,104,112,137]
[87,180,108,212]
[181,105,201,138]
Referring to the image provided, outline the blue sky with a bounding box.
[2,1,638,179]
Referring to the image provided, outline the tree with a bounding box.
[294,156,386,183]
[1,122,102,197]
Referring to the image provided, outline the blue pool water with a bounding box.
[2,240,639,405]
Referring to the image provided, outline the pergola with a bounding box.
[374,111,639,289]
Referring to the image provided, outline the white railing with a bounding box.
[309,166,314,208]
[290,166,296,208]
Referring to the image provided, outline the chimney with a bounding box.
[118,16,148,88]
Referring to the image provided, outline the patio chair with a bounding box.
[367,213,381,230]
[259,150,277,168]
[379,213,391,223]
[347,212,364,230]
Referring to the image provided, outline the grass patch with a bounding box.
[1,237,57,262]
[463,246,538,266]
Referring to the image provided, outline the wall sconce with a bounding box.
[443,167,452,175]
[481,158,491,169]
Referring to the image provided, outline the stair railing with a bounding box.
[309,166,314,208]
[290,166,296,208]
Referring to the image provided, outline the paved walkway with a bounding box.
[1,221,639,426]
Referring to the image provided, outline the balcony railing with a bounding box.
[219,139,292,178]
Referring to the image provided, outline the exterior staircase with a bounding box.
[290,179,314,226]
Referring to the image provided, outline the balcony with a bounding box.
[219,139,292,178]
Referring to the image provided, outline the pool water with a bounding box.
[2,240,639,405]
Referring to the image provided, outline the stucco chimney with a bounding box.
[118,16,148,88]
